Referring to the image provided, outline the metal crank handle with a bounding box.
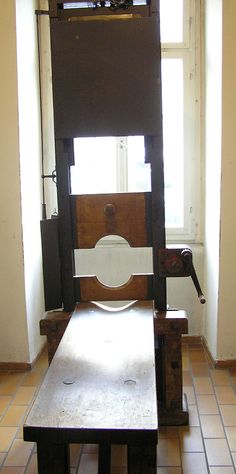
[181,249,206,304]
[190,266,206,304]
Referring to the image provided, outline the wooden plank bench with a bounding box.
[24,301,158,473]
[40,306,189,426]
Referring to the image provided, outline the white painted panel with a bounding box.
[75,243,204,334]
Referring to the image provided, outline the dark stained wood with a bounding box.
[40,305,189,427]
[40,311,72,364]
[158,394,189,426]
[154,334,164,404]
[40,310,72,332]
[143,0,166,312]
[128,444,156,474]
[37,442,70,474]
[98,444,111,474]
[163,333,184,409]
[50,17,161,138]
[24,301,158,467]
[148,144,166,310]
[25,301,157,438]
[40,218,62,311]
[55,139,75,311]
[64,138,75,166]
[149,0,159,15]
[46,0,189,433]
[49,0,57,18]
[145,191,153,245]
[154,310,188,335]
[154,310,189,426]
[71,193,152,248]
[77,274,153,301]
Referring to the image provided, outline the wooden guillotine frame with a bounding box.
[40,0,205,426]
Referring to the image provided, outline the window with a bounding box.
[70,0,201,241]
[160,0,201,241]
[70,136,150,195]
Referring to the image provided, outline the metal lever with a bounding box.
[181,249,206,304]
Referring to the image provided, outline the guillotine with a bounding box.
[24,0,205,474]
[24,1,205,471]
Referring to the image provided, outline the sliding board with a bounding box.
[50,17,162,138]
[24,301,158,473]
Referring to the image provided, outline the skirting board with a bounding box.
[183,335,236,368]
[0,343,47,372]
[1,337,235,370]
[0,362,31,372]
[182,335,202,345]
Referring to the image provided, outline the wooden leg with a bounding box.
[164,334,183,410]
[128,444,156,474]
[154,310,189,425]
[37,442,70,474]
[158,333,189,425]
[98,443,111,474]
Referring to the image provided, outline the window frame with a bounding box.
[160,0,201,242]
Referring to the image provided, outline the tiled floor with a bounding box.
[0,342,236,473]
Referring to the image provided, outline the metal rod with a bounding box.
[35,10,50,15]
[36,11,47,219]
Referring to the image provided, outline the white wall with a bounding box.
[0,1,29,362]
[217,0,236,359]
[204,0,236,361]
[0,0,45,364]
[39,0,57,218]
[16,0,46,362]
[204,0,222,359]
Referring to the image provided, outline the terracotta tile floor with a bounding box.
[0,342,236,473]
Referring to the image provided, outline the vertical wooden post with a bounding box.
[154,311,189,425]
[98,444,111,474]
[55,138,75,311]
[49,0,58,18]
[128,444,156,474]
[37,442,70,474]
[148,136,166,311]
[144,7,167,312]
[164,333,183,409]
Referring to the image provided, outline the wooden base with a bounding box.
[40,310,72,364]
[40,305,190,427]
[0,362,31,372]
[128,444,157,473]
[26,302,158,474]
[154,310,189,426]
[158,394,189,426]
[36,441,156,474]
[98,444,111,474]
[37,442,70,474]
